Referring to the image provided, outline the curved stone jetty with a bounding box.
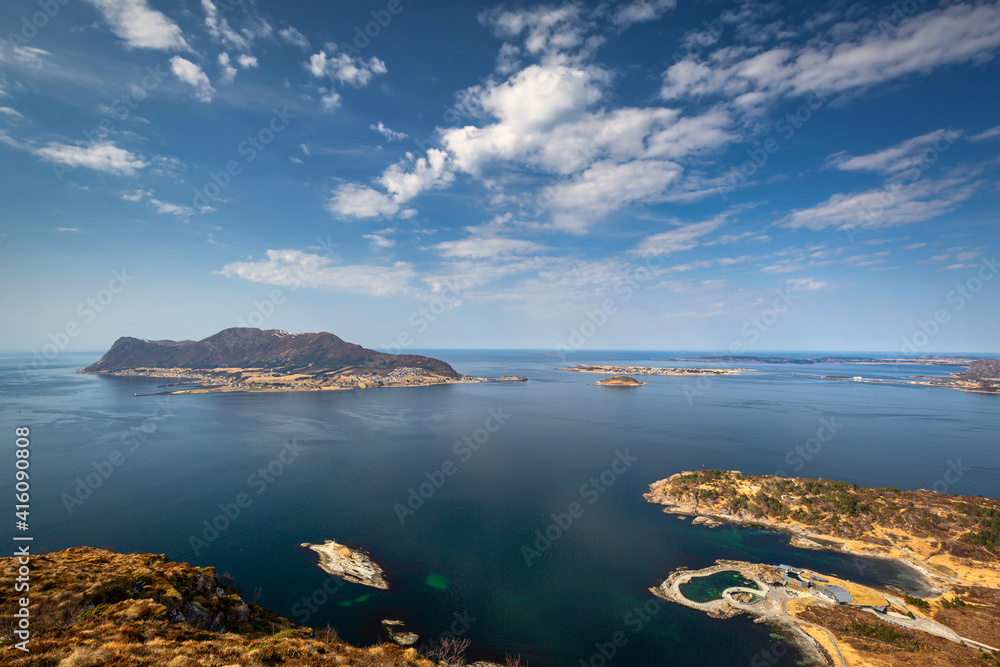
[301,540,389,589]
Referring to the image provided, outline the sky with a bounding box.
[1,0,999,355]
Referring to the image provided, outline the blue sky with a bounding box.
[1,0,999,354]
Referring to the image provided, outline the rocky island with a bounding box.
[302,540,389,590]
[595,375,645,386]
[80,328,513,394]
[646,470,1000,666]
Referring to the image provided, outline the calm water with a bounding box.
[2,350,998,666]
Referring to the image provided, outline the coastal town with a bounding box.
[99,366,497,394]
[559,364,749,376]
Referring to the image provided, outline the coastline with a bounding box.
[79,367,516,395]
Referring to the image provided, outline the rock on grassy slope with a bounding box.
[0,547,439,666]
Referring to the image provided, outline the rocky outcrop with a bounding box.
[596,375,645,386]
[302,540,389,589]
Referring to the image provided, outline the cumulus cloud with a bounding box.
[85,0,190,50]
[307,48,387,86]
[170,56,215,102]
[327,150,453,219]
[217,249,416,296]
[546,159,683,232]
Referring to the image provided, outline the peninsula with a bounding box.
[80,328,504,394]
[646,470,1000,666]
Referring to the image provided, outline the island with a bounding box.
[911,358,1000,394]
[79,327,521,394]
[646,470,1000,666]
[559,364,748,376]
[595,375,645,386]
[301,540,389,590]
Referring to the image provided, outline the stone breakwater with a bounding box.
[302,540,389,589]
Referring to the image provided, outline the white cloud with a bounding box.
[237,54,258,69]
[785,277,828,291]
[827,129,962,176]
[307,48,387,86]
[969,125,1000,141]
[279,26,309,50]
[326,149,454,219]
[202,0,247,51]
[0,107,23,119]
[33,140,148,175]
[482,4,596,63]
[121,188,151,201]
[662,3,1000,103]
[54,227,82,232]
[546,159,683,232]
[300,143,311,156]
[326,184,399,218]
[320,92,341,112]
[612,0,676,27]
[370,122,408,141]
[633,216,727,257]
[363,233,396,249]
[148,197,195,218]
[85,0,190,50]
[218,52,237,84]
[217,249,416,296]
[170,56,215,102]
[435,236,543,259]
[781,178,979,231]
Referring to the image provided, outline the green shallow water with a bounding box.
[679,570,758,603]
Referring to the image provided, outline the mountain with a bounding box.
[958,358,1000,381]
[82,328,459,377]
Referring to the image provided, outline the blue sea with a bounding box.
[2,350,998,666]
